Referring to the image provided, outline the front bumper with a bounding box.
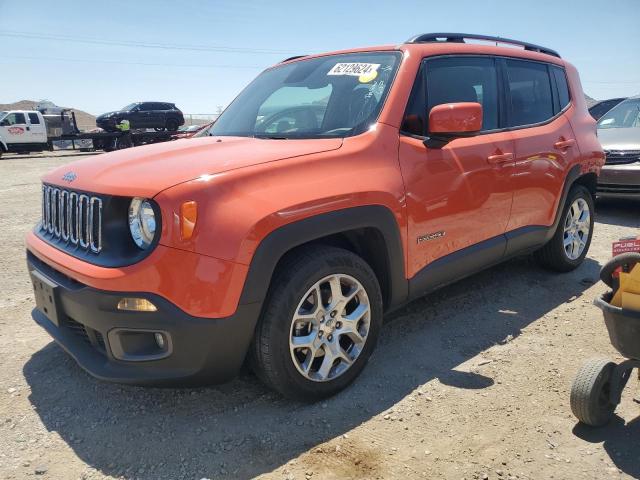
[28,252,260,386]
[597,164,640,197]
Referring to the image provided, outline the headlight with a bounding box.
[128,198,157,250]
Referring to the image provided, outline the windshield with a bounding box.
[598,98,640,129]
[121,103,139,111]
[0,111,6,121]
[209,52,402,139]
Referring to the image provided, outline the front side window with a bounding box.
[210,52,401,139]
[598,98,640,129]
[506,59,554,127]
[1,113,26,126]
[425,56,499,132]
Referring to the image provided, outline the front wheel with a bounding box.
[250,246,383,401]
[535,184,594,272]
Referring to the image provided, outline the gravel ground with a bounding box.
[1,151,639,480]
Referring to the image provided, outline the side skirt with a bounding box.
[407,225,552,302]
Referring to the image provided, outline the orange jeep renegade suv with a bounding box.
[27,33,604,400]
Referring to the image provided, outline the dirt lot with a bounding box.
[1,151,639,480]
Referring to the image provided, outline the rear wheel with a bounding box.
[250,246,383,401]
[535,184,594,272]
[570,358,617,427]
[166,119,179,131]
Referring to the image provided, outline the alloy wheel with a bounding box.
[563,197,591,260]
[289,274,371,382]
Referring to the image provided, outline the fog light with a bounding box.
[154,332,166,349]
[117,298,157,312]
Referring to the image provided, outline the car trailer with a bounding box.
[50,128,176,152]
[46,110,177,152]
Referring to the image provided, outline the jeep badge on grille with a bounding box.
[62,171,77,183]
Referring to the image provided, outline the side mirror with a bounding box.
[425,102,482,148]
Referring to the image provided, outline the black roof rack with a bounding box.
[405,33,560,58]
[281,55,307,63]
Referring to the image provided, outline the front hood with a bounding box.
[42,136,343,197]
[597,127,640,151]
[96,111,124,120]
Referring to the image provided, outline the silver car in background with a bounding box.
[596,95,640,198]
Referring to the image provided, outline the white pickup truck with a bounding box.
[0,110,48,157]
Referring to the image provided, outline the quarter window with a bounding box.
[551,66,570,111]
[505,59,554,126]
[28,113,41,124]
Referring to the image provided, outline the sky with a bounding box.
[1,0,639,116]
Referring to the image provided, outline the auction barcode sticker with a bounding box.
[327,63,381,76]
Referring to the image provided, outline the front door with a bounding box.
[398,56,515,279]
[0,112,30,145]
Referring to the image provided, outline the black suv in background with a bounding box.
[96,102,185,132]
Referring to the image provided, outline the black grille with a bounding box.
[604,150,640,166]
[62,317,91,345]
[61,317,107,355]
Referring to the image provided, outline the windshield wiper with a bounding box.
[254,135,288,140]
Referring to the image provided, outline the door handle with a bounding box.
[26,126,30,131]
[554,139,575,150]
[487,152,514,164]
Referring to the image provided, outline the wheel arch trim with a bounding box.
[238,205,408,310]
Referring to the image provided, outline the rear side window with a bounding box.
[551,66,570,111]
[28,113,40,124]
[505,59,554,127]
[425,57,499,131]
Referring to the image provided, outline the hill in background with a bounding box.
[0,100,96,131]
[584,94,598,108]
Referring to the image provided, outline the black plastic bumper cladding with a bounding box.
[27,253,260,386]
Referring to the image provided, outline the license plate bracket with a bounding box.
[30,270,61,326]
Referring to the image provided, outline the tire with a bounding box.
[166,119,179,132]
[250,245,383,401]
[535,184,594,272]
[570,358,617,427]
[600,253,640,288]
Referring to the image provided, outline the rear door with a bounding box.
[0,112,29,144]
[27,112,47,143]
[398,56,515,278]
[503,59,577,232]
